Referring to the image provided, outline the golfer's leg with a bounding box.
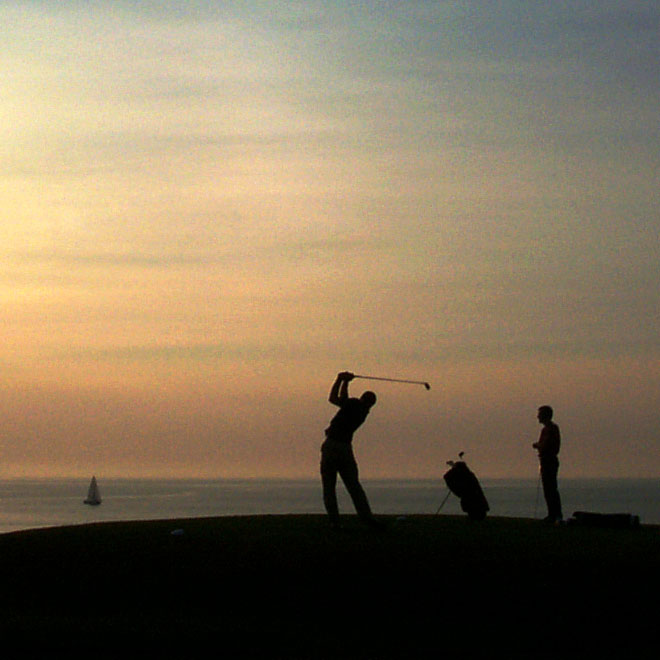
[339,458,373,521]
[320,460,340,525]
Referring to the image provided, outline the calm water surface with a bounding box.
[1,477,658,534]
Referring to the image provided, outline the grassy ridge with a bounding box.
[1,515,657,658]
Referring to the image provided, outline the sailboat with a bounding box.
[84,475,102,506]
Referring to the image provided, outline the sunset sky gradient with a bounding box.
[2,1,659,479]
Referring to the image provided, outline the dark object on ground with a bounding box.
[443,460,489,520]
[568,511,640,528]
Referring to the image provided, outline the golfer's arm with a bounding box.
[329,377,349,406]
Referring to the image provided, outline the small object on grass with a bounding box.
[442,453,489,520]
[568,511,640,529]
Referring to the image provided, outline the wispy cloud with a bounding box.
[2,1,660,478]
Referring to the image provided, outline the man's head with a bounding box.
[360,391,377,408]
[537,405,553,424]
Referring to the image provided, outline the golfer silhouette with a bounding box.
[320,371,382,529]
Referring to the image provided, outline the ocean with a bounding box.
[0,477,658,534]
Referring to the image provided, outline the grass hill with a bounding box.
[1,514,657,658]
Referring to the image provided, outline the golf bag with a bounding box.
[443,459,489,520]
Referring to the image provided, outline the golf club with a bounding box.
[434,489,452,515]
[353,374,431,390]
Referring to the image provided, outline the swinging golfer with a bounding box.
[320,371,381,529]
[533,405,563,523]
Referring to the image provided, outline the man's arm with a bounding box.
[329,371,354,406]
[533,427,546,452]
[534,425,558,454]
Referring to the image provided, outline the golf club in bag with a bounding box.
[439,452,489,520]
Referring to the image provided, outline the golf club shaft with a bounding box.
[435,489,452,515]
[354,374,430,389]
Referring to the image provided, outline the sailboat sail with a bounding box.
[84,476,102,505]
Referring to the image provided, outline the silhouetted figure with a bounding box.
[533,405,563,523]
[320,371,380,529]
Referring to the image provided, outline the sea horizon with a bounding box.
[1,475,658,534]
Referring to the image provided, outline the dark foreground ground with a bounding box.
[1,514,657,658]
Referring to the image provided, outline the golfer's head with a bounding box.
[360,391,377,408]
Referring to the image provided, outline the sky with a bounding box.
[1,1,659,480]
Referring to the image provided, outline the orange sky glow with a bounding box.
[2,2,659,479]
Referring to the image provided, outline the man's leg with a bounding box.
[320,444,341,526]
[338,453,374,522]
[549,460,562,520]
[541,458,562,521]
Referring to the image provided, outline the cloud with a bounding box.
[2,1,659,478]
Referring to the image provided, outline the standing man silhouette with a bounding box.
[320,371,381,529]
[533,405,563,523]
